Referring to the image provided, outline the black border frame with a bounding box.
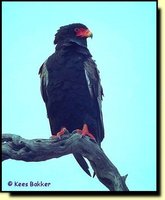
[1,0,160,196]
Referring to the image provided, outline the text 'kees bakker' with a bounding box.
[8,181,51,187]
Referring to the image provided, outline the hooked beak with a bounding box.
[75,28,93,39]
[85,29,93,39]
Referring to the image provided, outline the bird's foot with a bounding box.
[51,128,67,139]
[76,124,96,141]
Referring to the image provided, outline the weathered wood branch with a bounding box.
[2,131,129,191]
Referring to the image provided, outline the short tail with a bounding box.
[73,153,91,177]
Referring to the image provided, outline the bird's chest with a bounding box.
[47,60,90,102]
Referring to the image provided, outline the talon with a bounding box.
[77,124,96,141]
[51,128,67,139]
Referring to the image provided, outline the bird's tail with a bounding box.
[73,153,91,177]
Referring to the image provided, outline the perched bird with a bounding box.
[39,23,104,176]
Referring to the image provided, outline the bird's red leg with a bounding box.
[51,127,67,139]
[77,124,96,141]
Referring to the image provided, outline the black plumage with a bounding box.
[39,23,104,176]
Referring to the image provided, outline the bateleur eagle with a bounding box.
[39,23,104,176]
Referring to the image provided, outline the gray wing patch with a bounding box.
[84,69,93,98]
[84,58,103,100]
[84,58,104,143]
[38,60,49,103]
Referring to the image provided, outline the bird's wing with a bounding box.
[84,58,104,144]
[38,60,49,103]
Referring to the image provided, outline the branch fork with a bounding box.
[2,131,129,191]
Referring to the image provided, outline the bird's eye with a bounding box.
[74,28,80,32]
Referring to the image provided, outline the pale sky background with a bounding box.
[2,1,156,191]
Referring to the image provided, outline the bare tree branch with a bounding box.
[2,131,129,191]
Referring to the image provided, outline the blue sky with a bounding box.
[2,2,156,191]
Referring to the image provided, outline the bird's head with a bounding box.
[54,23,93,47]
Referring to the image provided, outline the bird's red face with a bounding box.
[54,23,93,45]
[74,27,93,38]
